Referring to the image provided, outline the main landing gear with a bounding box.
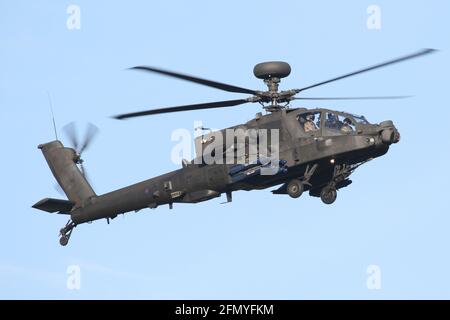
[59,220,76,246]
[286,164,318,199]
[287,179,303,198]
[274,161,369,204]
[318,163,356,205]
[320,185,337,204]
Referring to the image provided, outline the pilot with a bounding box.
[304,114,318,132]
[341,118,354,133]
[326,113,338,129]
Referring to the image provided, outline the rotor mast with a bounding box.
[253,61,292,111]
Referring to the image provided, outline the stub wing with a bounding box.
[32,198,74,214]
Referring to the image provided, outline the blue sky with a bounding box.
[1,0,449,299]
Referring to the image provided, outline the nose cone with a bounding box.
[393,130,400,143]
[379,120,400,145]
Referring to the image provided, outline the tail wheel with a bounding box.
[320,186,337,204]
[287,179,304,198]
[59,236,69,246]
[59,220,75,246]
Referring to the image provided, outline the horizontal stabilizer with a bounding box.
[32,198,74,214]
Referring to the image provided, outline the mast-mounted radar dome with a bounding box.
[253,61,291,80]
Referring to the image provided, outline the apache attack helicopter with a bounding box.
[32,49,435,246]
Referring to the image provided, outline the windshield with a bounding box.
[348,113,369,124]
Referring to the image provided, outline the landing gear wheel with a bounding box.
[59,236,69,246]
[287,179,304,198]
[320,186,337,204]
[58,220,75,246]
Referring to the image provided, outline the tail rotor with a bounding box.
[63,122,99,180]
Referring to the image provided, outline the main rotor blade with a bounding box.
[296,49,436,93]
[293,95,412,100]
[78,123,99,155]
[114,99,250,120]
[63,122,79,151]
[130,66,258,95]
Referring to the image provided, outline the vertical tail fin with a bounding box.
[38,140,96,207]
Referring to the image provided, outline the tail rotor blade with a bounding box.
[61,122,98,191]
[79,163,94,189]
[54,183,65,196]
[80,162,88,180]
[79,123,99,155]
[63,122,79,151]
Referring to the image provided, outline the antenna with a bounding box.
[47,91,58,140]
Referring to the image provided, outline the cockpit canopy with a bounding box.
[296,109,370,135]
[348,113,369,124]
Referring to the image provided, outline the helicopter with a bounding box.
[32,49,435,246]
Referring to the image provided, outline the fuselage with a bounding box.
[70,107,399,224]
